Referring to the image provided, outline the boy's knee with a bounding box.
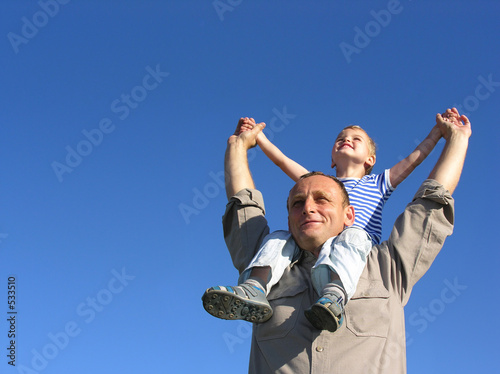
[338,227,371,244]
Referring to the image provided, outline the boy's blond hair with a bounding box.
[338,125,377,175]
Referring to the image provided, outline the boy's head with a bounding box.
[331,125,377,175]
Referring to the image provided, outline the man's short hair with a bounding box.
[287,171,350,210]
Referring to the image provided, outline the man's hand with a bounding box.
[228,117,266,150]
[436,108,472,141]
[234,117,256,134]
[429,108,471,194]
[224,117,266,199]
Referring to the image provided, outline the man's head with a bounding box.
[287,172,355,255]
[331,125,377,175]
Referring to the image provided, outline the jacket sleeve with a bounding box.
[222,188,271,275]
[386,179,455,305]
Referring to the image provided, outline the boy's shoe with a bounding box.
[304,293,344,332]
[202,284,273,323]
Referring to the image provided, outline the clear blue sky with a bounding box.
[1,1,499,373]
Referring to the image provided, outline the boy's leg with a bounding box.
[238,230,299,293]
[306,227,373,332]
[246,266,271,292]
[202,230,298,323]
[305,265,347,332]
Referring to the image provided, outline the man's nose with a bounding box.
[302,197,316,214]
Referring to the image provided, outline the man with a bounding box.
[217,109,470,373]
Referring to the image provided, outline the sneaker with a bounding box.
[304,294,344,332]
[202,284,273,323]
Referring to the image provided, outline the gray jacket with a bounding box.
[222,179,454,374]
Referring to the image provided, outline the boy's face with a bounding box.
[331,128,375,170]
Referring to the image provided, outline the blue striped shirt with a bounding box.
[338,169,394,244]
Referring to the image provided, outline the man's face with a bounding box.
[288,175,355,255]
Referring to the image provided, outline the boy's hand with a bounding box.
[234,117,256,135]
[234,117,267,144]
[228,117,266,150]
[436,108,472,141]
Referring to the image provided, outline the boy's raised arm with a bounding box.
[256,131,309,182]
[389,108,471,190]
[388,124,442,188]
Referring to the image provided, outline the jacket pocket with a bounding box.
[254,283,307,341]
[345,278,390,338]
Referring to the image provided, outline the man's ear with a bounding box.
[344,205,356,227]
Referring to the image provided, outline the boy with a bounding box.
[203,110,459,332]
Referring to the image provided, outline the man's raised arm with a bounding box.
[428,108,472,194]
[224,117,266,199]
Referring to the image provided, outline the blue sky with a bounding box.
[0,1,499,373]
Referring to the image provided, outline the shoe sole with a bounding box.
[202,289,273,323]
[304,304,341,332]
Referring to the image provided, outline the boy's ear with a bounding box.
[365,155,376,169]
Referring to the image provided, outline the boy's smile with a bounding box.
[331,127,376,177]
[338,142,354,150]
[333,128,371,158]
